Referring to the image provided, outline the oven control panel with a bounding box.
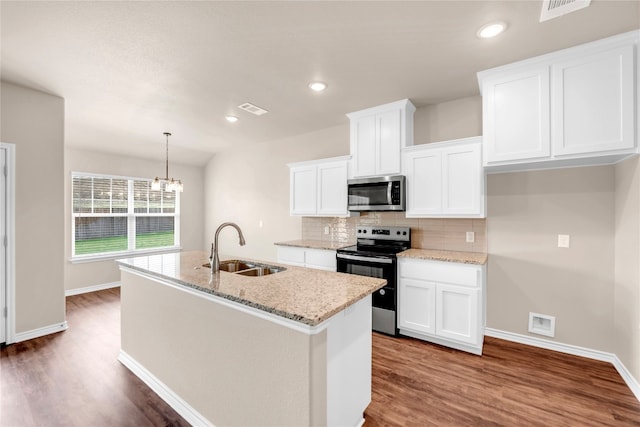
[356,226,410,242]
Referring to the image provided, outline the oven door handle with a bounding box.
[336,253,394,264]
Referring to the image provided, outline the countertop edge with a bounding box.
[397,249,488,265]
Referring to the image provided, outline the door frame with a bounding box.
[1,142,16,345]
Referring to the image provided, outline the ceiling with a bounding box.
[1,1,638,166]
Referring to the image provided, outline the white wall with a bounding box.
[64,148,205,291]
[204,124,349,262]
[614,156,640,381]
[414,96,482,144]
[1,81,66,334]
[487,166,616,351]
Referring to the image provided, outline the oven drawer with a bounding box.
[372,286,396,311]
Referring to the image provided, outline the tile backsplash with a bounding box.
[301,212,486,253]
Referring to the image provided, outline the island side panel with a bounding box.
[120,269,327,426]
[326,294,372,427]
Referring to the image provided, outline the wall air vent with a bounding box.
[540,0,591,22]
[237,102,269,116]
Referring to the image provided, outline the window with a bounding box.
[72,173,180,260]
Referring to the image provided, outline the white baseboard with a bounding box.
[612,355,640,403]
[65,281,120,297]
[14,321,68,343]
[485,327,640,402]
[118,350,214,427]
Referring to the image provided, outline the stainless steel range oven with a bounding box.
[336,226,410,336]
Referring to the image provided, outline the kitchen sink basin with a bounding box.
[236,266,284,276]
[202,259,286,276]
[219,260,256,272]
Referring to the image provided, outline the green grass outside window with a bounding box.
[74,231,174,255]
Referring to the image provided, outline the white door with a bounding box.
[290,165,317,215]
[1,148,6,344]
[435,284,479,345]
[552,45,635,156]
[442,143,481,215]
[483,67,551,164]
[317,161,348,216]
[404,149,442,217]
[398,278,436,335]
[376,109,401,175]
[351,115,377,177]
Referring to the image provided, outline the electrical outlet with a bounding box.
[466,231,475,243]
[324,226,330,235]
[558,234,570,248]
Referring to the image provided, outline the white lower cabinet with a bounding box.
[277,246,336,271]
[398,257,485,355]
[435,284,479,345]
[398,278,436,335]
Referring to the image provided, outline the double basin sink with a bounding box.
[203,260,286,277]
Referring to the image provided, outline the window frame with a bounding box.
[70,171,181,263]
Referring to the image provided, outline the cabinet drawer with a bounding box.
[277,246,305,265]
[305,249,337,271]
[399,258,480,288]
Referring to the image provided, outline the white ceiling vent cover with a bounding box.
[237,102,268,116]
[540,0,591,22]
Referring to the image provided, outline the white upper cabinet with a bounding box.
[478,31,638,171]
[551,45,635,156]
[403,137,485,218]
[482,66,551,164]
[290,165,317,215]
[289,156,349,217]
[317,160,349,216]
[347,99,416,178]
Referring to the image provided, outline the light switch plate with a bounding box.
[558,234,570,248]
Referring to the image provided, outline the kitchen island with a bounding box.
[116,251,386,427]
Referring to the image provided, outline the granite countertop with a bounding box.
[274,239,354,250]
[117,251,385,327]
[397,249,488,265]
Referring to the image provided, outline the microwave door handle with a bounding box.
[336,253,394,264]
[387,182,393,204]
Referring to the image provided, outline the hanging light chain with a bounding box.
[151,132,183,192]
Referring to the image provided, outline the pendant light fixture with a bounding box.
[152,132,183,192]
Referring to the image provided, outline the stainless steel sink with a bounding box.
[202,259,286,276]
[236,266,284,276]
[219,260,257,272]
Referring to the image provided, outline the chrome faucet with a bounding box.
[210,222,246,273]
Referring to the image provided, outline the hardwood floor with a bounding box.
[366,334,640,426]
[1,288,639,426]
[0,288,187,427]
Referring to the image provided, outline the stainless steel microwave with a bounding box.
[347,175,406,212]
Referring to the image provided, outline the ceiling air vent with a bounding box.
[237,102,268,116]
[540,0,591,22]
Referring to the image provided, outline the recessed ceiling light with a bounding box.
[477,21,507,39]
[308,81,328,92]
[225,115,238,123]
